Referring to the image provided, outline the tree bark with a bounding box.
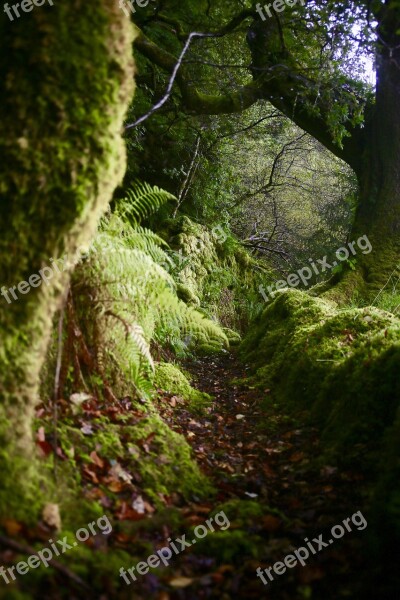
[323,8,400,303]
[0,2,135,516]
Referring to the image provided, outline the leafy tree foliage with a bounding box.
[129,0,400,300]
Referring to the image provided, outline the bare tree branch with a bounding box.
[126,32,216,129]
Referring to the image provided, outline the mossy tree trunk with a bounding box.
[0,3,134,515]
[323,8,400,304]
[355,49,400,289]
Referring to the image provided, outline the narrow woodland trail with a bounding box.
[143,353,369,600]
[1,354,369,600]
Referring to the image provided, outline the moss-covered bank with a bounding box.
[241,288,400,455]
[154,362,212,413]
[157,215,274,332]
[240,288,400,597]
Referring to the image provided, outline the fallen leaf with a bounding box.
[106,480,124,493]
[169,576,194,588]
[80,423,94,435]
[109,461,132,483]
[132,496,145,514]
[36,440,53,457]
[156,592,170,600]
[37,427,46,442]
[320,465,338,477]
[262,514,281,532]
[115,501,146,521]
[2,519,22,536]
[290,451,305,463]
[83,466,99,484]
[90,450,104,468]
[143,500,155,514]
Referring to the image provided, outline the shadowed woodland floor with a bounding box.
[0,354,369,599]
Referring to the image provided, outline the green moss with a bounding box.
[154,362,212,413]
[223,327,242,346]
[176,282,201,306]
[196,342,226,355]
[0,445,46,525]
[157,216,272,331]
[241,289,400,457]
[192,529,262,563]
[211,500,265,526]
[210,499,288,532]
[55,410,213,505]
[234,245,252,267]
[241,288,400,597]
[2,537,135,598]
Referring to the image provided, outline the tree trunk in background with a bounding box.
[0,2,134,516]
[324,38,400,304]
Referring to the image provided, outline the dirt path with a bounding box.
[149,353,368,600]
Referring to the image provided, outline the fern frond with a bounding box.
[118,180,177,225]
[129,323,154,371]
[71,180,227,401]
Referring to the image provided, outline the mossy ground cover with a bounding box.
[241,288,400,456]
[154,362,212,414]
[0,385,214,598]
[240,287,400,597]
[0,354,377,599]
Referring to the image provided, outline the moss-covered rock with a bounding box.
[223,327,242,346]
[154,362,212,412]
[211,499,267,526]
[241,288,400,597]
[157,215,274,331]
[241,288,400,456]
[192,529,262,563]
[176,282,201,306]
[196,342,226,355]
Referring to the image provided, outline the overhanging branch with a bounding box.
[132,21,370,173]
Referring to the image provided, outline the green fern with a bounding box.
[118,180,177,225]
[71,181,228,400]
